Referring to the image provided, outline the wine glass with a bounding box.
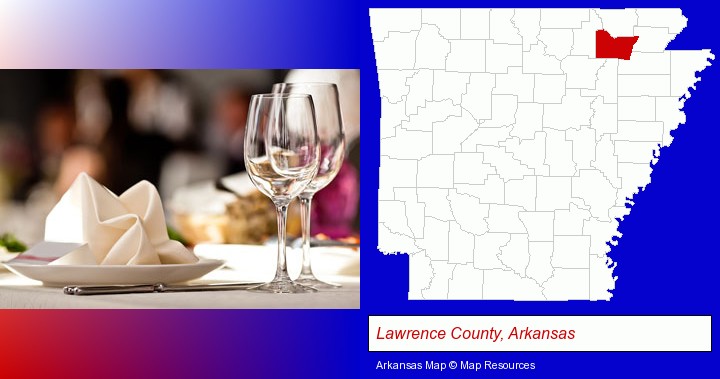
[273,82,346,288]
[244,93,319,293]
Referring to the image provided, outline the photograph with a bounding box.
[0,69,360,308]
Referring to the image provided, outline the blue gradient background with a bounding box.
[0,0,717,378]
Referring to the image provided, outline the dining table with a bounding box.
[0,267,359,309]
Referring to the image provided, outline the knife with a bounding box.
[63,282,263,296]
[308,239,360,248]
[281,237,359,249]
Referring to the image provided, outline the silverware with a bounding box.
[307,239,359,249]
[63,282,263,296]
[277,237,359,249]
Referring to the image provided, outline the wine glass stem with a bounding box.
[299,195,314,277]
[273,203,291,282]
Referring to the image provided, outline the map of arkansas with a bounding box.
[371,9,713,300]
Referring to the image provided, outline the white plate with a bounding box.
[194,244,360,282]
[2,259,225,287]
[0,250,21,268]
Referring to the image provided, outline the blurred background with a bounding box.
[0,69,360,246]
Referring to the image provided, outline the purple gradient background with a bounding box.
[0,311,361,378]
[0,0,363,68]
[0,1,366,378]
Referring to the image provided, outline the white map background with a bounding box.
[371,8,713,300]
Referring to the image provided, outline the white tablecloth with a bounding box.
[0,268,359,309]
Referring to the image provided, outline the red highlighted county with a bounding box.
[595,30,639,60]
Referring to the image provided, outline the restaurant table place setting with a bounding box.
[3,173,223,286]
[0,80,360,308]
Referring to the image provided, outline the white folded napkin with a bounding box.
[44,173,199,265]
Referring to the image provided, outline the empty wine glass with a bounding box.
[244,93,319,293]
[273,82,345,289]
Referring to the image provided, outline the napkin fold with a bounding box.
[45,173,199,265]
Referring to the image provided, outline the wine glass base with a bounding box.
[294,276,342,289]
[248,280,318,294]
